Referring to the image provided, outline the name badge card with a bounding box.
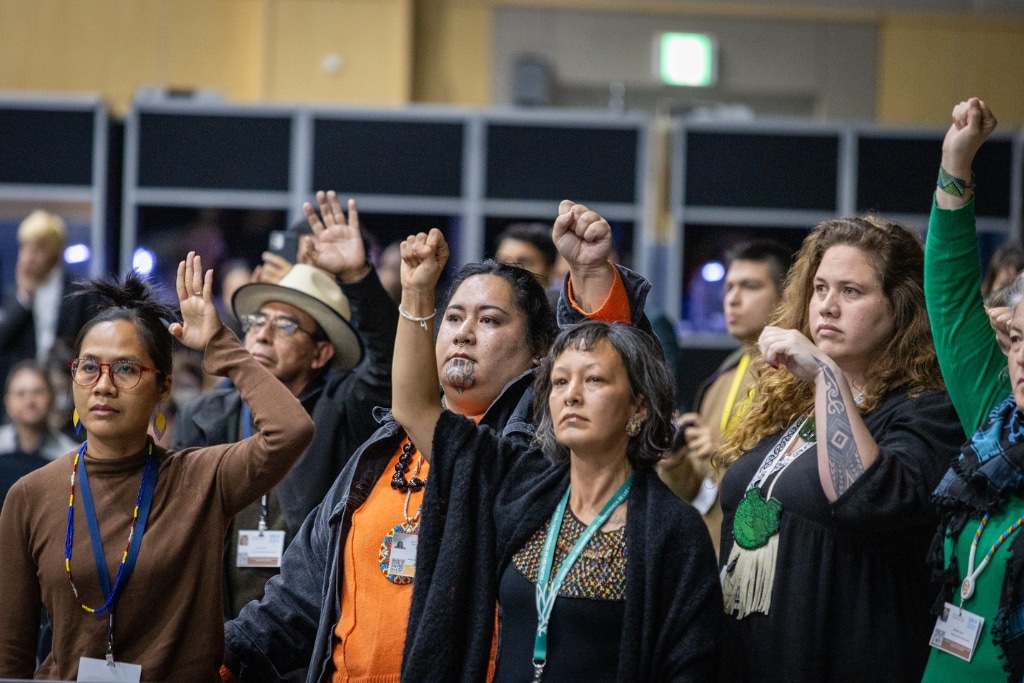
[236,529,286,568]
[929,602,985,662]
[387,532,418,579]
[78,657,142,682]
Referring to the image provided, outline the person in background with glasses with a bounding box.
[171,191,397,633]
[0,252,314,681]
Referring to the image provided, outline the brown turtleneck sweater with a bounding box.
[0,326,314,682]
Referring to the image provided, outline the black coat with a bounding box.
[0,273,98,419]
[402,409,723,683]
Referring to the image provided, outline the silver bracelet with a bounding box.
[398,306,435,331]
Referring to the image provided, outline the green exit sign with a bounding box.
[658,33,716,87]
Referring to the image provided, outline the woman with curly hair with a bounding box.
[0,253,313,681]
[716,214,964,681]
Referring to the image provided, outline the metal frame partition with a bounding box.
[121,100,302,274]
[665,116,1024,350]
[120,101,652,292]
[477,107,652,271]
[0,92,109,278]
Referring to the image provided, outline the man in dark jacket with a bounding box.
[172,194,397,620]
[0,210,97,424]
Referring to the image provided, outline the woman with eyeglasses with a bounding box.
[0,253,314,681]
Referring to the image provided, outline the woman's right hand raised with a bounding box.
[400,229,449,296]
[169,251,223,351]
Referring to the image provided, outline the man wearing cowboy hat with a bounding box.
[173,192,397,621]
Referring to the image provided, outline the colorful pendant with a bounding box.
[379,521,419,585]
[961,577,975,601]
[733,487,782,550]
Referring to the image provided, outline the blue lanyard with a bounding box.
[532,474,633,681]
[241,403,253,440]
[240,404,269,530]
[74,442,158,610]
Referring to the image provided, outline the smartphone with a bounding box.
[267,230,300,263]
[671,419,697,451]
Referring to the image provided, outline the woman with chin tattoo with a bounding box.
[222,201,656,683]
[393,230,721,682]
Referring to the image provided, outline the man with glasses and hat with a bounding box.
[172,192,397,622]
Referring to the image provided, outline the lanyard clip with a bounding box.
[532,660,545,682]
[106,615,115,666]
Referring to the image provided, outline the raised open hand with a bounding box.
[169,251,223,351]
[303,191,370,283]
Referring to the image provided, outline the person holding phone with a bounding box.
[658,240,792,558]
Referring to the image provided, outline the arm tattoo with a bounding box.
[814,358,864,496]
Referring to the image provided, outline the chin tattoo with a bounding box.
[444,358,477,393]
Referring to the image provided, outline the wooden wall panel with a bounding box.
[878,15,1024,125]
[413,0,491,105]
[265,0,412,105]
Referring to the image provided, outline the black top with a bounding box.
[403,410,722,683]
[495,508,626,682]
[718,388,964,682]
[0,450,50,511]
[496,566,622,683]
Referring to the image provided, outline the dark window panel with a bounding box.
[857,136,1012,218]
[486,125,638,203]
[0,108,95,185]
[313,119,464,197]
[137,113,292,191]
[684,132,839,211]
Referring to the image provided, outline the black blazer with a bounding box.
[0,272,98,419]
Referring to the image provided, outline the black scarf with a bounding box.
[930,394,1024,681]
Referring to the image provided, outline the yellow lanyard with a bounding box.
[720,353,751,435]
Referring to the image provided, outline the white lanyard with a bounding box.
[960,512,1024,603]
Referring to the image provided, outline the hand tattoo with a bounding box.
[814,358,864,496]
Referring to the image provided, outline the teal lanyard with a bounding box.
[532,474,633,681]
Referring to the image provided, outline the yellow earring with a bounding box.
[152,408,167,441]
[73,408,82,436]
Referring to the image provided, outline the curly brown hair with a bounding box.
[717,216,945,468]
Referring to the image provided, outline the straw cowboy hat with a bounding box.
[231,264,362,371]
